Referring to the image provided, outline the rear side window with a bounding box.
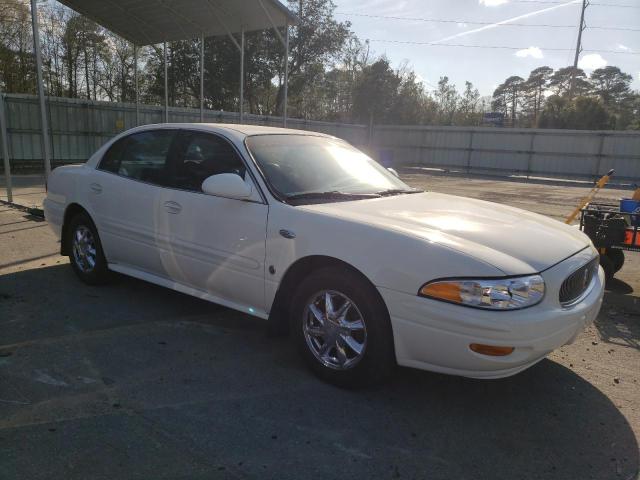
[98,130,176,186]
[98,137,127,174]
[172,132,246,192]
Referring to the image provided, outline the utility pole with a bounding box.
[569,0,588,99]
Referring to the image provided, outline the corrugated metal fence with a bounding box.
[0,94,368,171]
[373,125,640,181]
[1,93,639,181]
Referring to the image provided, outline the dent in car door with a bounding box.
[155,131,268,313]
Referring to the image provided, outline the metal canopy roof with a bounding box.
[55,0,297,45]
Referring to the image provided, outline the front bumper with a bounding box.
[379,247,605,379]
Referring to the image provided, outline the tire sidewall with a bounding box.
[67,212,109,285]
[290,267,395,387]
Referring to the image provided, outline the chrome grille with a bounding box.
[559,258,599,306]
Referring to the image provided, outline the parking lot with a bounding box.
[1,171,639,480]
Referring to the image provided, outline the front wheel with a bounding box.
[66,212,110,285]
[290,267,395,387]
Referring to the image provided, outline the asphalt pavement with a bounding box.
[1,173,638,480]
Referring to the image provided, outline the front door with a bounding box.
[156,130,269,314]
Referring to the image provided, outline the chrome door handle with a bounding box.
[163,201,182,214]
[90,183,102,194]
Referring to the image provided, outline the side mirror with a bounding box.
[387,167,399,178]
[202,173,252,200]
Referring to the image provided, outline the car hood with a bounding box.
[300,192,591,275]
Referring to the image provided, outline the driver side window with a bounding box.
[173,132,246,192]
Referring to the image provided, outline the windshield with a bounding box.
[245,134,414,202]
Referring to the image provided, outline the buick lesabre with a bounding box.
[43,124,605,386]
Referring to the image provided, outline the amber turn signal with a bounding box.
[420,282,461,302]
[469,343,515,356]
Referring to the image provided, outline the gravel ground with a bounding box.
[0,172,638,480]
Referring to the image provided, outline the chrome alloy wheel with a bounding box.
[303,290,367,370]
[72,225,97,273]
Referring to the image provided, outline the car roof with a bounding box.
[85,123,338,168]
[129,123,335,140]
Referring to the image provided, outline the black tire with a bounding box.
[599,253,615,285]
[606,249,625,273]
[65,212,110,285]
[290,266,395,388]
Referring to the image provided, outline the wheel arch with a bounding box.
[267,255,390,336]
[60,203,93,255]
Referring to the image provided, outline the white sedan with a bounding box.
[44,123,605,386]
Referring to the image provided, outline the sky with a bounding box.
[332,0,640,96]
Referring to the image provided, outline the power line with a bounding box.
[589,2,640,5]
[367,40,638,55]
[588,25,640,32]
[510,0,639,7]
[335,12,640,32]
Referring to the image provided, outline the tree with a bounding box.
[0,0,637,129]
[456,81,480,125]
[491,83,508,117]
[61,14,104,98]
[549,66,589,97]
[538,95,610,130]
[435,76,458,125]
[570,97,611,130]
[323,36,370,121]
[0,0,35,94]
[352,58,400,124]
[274,0,351,115]
[625,94,640,130]
[108,35,136,103]
[538,95,570,129]
[522,66,553,124]
[40,3,67,97]
[494,76,524,126]
[590,66,632,108]
[390,69,436,125]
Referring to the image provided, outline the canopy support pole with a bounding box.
[283,22,289,127]
[239,27,244,123]
[30,0,51,179]
[0,92,12,203]
[200,34,204,122]
[164,41,168,122]
[134,44,139,125]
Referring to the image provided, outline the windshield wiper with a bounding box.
[376,188,423,196]
[285,191,381,202]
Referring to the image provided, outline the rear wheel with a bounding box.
[66,212,110,285]
[290,267,395,387]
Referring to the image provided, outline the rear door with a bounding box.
[156,130,269,313]
[87,128,179,276]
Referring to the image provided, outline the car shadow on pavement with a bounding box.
[596,291,640,351]
[0,264,638,480]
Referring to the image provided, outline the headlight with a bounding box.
[419,275,545,310]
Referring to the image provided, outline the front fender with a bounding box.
[264,202,504,311]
